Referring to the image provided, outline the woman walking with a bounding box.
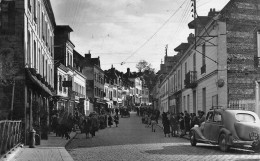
[163,113,171,137]
[108,114,113,127]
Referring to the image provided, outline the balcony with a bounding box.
[201,64,206,74]
[184,71,197,88]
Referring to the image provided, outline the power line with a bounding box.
[121,0,188,65]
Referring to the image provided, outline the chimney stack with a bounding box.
[208,8,218,17]
[187,33,195,44]
[85,51,91,59]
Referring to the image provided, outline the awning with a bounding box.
[25,68,53,96]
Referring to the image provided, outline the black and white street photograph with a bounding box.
[1,0,260,160]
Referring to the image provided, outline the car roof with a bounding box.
[209,109,256,115]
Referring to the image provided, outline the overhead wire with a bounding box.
[121,0,188,65]
[175,0,192,35]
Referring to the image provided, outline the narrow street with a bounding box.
[66,112,260,161]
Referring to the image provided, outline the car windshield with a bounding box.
[235,113,255,122]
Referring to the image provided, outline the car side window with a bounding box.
[206,112,214,122]
[213,113,222,122]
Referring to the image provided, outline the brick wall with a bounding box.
[0,0,25,119]
[223,0,260,110]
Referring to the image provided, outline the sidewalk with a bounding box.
[154,117,190,140]
[2,132,77,161]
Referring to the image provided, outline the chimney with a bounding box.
[127,68,130,74]
[187,33,194,44]
[208,8,218,17]
[85,51,91,59]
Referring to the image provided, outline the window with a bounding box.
[59,75,62,92]
[185,62,187,74]
[42,55,44,76]
[206,112,213,122]
[193,90,196,113]
[202,88,206,112]
[33,0,36,21]
[37,2,40,35]
[178,70,180,89]
[27,30,31,66]
[213,113,222,122]
[212,95,218,108]
[187,95,190,113]
[42,12,44,40]
[34,41,37,68]
[202,43,206,66]
[183,96,186,111]
[236,113,255,122]
[28,0,32,12]
[70,55,72,67]
[193,53,196,71]
[38,48,41,72]
[63,77,67,93]
[45,60,47,79]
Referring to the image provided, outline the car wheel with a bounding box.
[219,133,230,152]
[190,130,197,146]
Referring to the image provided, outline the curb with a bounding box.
[65,131,78,148]
[0,144,23,161]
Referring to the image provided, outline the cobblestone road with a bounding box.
[66,112,260,161]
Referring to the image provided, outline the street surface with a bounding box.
[66,112,260,161]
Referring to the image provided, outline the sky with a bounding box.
[50,0,230,73]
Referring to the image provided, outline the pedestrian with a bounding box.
[184,111,191,135]
[90,115,99,137]
[170,113,179,137]
[82,117,91,138]
[199,111,205,126]
[115,108,119,115]
[150,113,157,132]
[114,114,119,127]
[190,113,199,128]
[179,112,185,137]
[108,114,113,127]
[163,113,171,137]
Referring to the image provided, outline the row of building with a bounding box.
[151,0,260,117]
[0,0,149,143]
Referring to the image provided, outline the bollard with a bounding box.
[29,129,36,148]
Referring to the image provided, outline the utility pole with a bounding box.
[191,0,197,49]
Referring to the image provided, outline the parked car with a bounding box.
[190,108,260,152]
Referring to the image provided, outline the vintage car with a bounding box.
[190,109,260,152]
[120,108,130,118]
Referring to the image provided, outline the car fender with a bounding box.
[219,128,233,145]
[191,126,207,140]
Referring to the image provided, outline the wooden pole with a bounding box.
[10,79,15,120]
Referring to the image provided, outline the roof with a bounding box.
[55,25,73,32]
[174,43,190,52]
[188,16,212,29]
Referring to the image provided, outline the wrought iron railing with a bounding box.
[0,120,22,157]
[184,71,197,88]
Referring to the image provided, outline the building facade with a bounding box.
[0,0,56,142]
[154,0,260,117]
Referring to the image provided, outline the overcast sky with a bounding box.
[50,0,229,72]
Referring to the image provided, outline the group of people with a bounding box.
[81,113,100,138]
[51,111,78,140]
[161,110,205,137]
[108,114,119,127]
